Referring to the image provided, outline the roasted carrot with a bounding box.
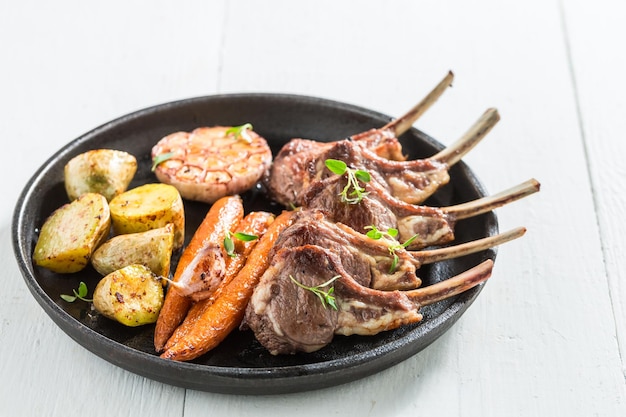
[153,195,244,352]
[163,211,275,351]
[160,210,295,361]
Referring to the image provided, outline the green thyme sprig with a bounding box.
[225,123,254,143]
[60,281,92,303]
[364,225,420,273]
[324,159,371,204]
[289,274,340,310]
[151,152,174,171]
[223,231,259,257]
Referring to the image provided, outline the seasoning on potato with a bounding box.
[91,223,175,277]
[108,183,185,249]
[33,192,111,273]
[64,149,137,202]
[93,264,164,327]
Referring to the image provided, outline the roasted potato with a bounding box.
[108,183,185,249]
[93,264,164,327]
[64,149,137,201]
[91,223,175,277]
[33,193,111,273]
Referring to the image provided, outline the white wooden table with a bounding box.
[2,0,625,415]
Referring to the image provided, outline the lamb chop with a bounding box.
[267,108,498,207]
[300,171,540,249]
[265,72,501,207]
[267,107,498,207]
[273,209,525,291]
[243,244,493,355]
[270,209,422,291]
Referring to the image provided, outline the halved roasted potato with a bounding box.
[33,193,111,273]
[64,149,137,201]
[108,183,185,249]
[93,264,164,327]
[91,223,175,277]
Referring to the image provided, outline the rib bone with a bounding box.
[430,108,500,166]
[402,259,493,307]
[443,179,541,220]
[381,71,455,137]
[413,227,526,265]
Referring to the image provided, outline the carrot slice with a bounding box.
[160,210,295,361]
[153,195,244,352]
[163,211,275,351]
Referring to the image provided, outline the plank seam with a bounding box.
[559,0,626,382]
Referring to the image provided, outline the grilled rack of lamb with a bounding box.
[243,244,494,355]
[265,72,499,207]
[240,72,540,355]
[242,197,534,355]
[301,169,538,248]
[266,209,525,292]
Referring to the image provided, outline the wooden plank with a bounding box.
[562,0,626,380]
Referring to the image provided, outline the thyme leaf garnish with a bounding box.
[289,274,340,310]
[324,159,371,204]
[365,225,419,273]
[60,281,92,303]
[151,152,174,171]
[225,123,254,143]
[223,231,259,257]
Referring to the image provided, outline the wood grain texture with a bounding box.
[2,0,625,416]
[561,0,626,380]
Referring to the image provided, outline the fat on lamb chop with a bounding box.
[299,171,540,249]
[243,244,493,355]
[273,209,525,291]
